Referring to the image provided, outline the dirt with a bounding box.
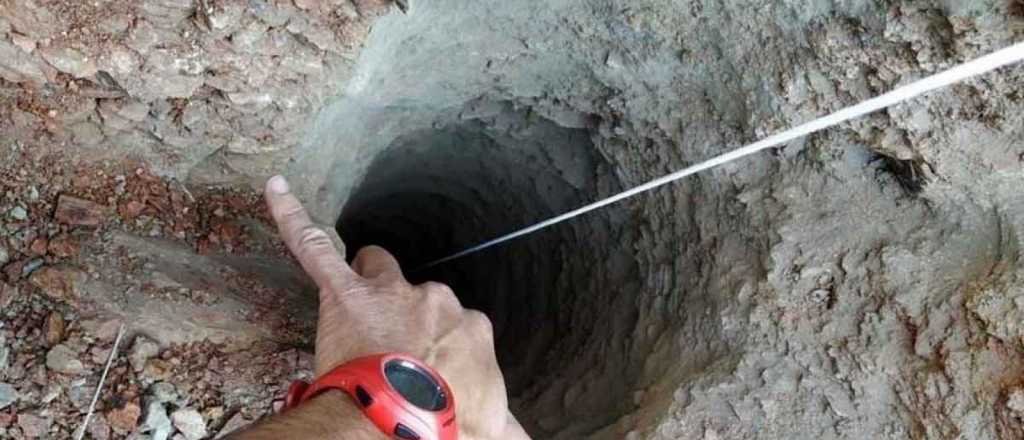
[0,151,313,438]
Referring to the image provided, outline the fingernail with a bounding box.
[268,175,290,194]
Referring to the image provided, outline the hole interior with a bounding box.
[336,103,641,434]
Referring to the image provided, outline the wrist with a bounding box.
[227,389,385,440]
[292,353,458,440]
[308,390,387,440]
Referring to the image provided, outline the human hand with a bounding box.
[264,176,530,440]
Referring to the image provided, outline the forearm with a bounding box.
[228,390,386,440]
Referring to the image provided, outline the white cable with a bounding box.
[75,324,127,440]
[421,41,1024,269]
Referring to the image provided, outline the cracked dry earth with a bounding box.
[2,1,1024,440]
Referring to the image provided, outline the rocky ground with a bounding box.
[0,152,322,439]
[0,0,390,437]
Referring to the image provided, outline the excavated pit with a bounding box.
[333,104,656,436]
[287,2,1024,439]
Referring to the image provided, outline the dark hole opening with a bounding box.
[334,103,645,437]
[335,106,604,392]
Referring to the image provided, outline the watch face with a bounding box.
[384,359,447,411]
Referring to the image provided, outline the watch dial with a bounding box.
[384,359,447,411]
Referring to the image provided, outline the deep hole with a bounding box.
[336,103,608,401]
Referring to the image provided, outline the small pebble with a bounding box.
[0,383,16,410]
[171,408,208,440]
[6,207,27,221]
[46,344,85,375]
[22,258,45,277]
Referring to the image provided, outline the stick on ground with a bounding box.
[74,323,127,440]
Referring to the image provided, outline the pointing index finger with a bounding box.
[264,176,358,290]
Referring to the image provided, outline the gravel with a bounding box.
[142,400,173,440]
[130,336,161,373]
[7,206,27,221]
[0,382,16,410]
[171,408,208,440]
[45,344,85,375]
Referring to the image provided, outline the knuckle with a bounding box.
[279,203,306,221]
[463,310,494,336]
[423,281,455,297]
[296,226,331,249]
[422,282,460,310]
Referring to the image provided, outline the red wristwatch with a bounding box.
[285,353,457,440]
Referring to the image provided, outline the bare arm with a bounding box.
[230,176,530,440]
[228,391,385,440]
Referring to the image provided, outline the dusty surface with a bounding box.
[2,0,1024,439]
[0,152,319,438]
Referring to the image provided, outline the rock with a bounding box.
[0,41,47,84]
[205,2,245,32]
[149,382,178,403]
[3,0,58,38]
[47,234,80,258]
[99,13,132,35]
[227,136,279,154]
[204,406,224,422]
[130,336,161,372]
[1009,388,1024,414]
[0,336,9,372]
[231,20,268,53]
[170,408,207,440]
[107,400,142,433]
[39,46,98,78]
[142,358,172,381]
[3,262,26,283]
[22,258,44,277]
[104,46,141,77]
[214,412,250,438]
[140,0,195,27]
[45,344,85,374]
[44,312,65,346]
[16,413,50,438]
[29,266,79,303]
[10,107,39,130]
[69,121,106,147]
[139,50,205,99]
[226,91,274,110]
[0,246,9,265]
[119,101,151,122]
[289,18,339,53]
[90,346,113,364]
[54,194,108,226]
[93,319,124,341]
[7,206,27,221]
[140,69,205,99]
[142,401,173,440]
[88,413,112,440]
[59,95,98,123]
[67,378,94,409]
[252,1,295,26]
[123,200,148,219]
[28,237,48,256]
[40,382,61,404]
[0,383,16,410]
[293,0,317,10]
[279,48,323,75]
[126,20,160,55]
